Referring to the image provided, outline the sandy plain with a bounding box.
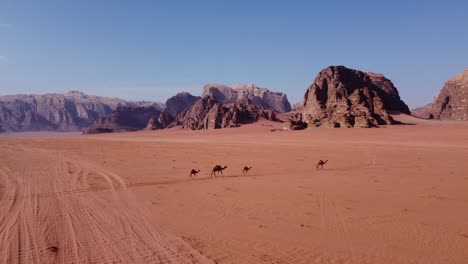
[0,118,467,264]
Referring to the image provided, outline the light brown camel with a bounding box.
[211,165,227,177]
[242,166,252,174]
[189,169,200,178]
[316,160,328,170]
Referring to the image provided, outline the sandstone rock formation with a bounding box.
[411,103,434,119]
[146,92,200,130]
[301,66,410,128]
[432,68,468,120]
[292,101,304,111]
[0,91,164,132]
[84,107,160,134]
[173,96,276,130]
[163,92,200,118]
[202,83,291,113]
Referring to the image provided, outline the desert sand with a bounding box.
[1,119,468,264]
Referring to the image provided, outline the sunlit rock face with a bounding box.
[301,66,410,128]
[432,68,468,120]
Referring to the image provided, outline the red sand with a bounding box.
[1,121,467,263]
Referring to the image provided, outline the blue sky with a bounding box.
[1,0,467,108]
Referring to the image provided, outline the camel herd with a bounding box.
[189,160,328,179]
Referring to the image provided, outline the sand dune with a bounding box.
[1,122,468,263]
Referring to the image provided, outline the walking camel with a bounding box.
[316,160,328,170]
[242,166,252,174]
[211,165,227,177]
[189,169,200,178]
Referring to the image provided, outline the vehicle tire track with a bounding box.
[0,145,214,264]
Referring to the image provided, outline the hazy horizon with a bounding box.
[1,1,468,108]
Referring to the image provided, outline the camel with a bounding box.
[242,166,252,174]
[316,160,328,170]
[189,169,200,178]
[211,165,227,177]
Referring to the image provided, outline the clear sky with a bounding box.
[1,0,467,108]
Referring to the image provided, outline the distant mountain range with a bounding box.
[3,66,468,133]
[87,84,288,133]
[0,91,163,133]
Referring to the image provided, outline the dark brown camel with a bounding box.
[189,169,200,178]
[242,166,252,174]
[316,160,328,170]
[211,165,227,177]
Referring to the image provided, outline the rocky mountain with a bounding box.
[202,83,291,113]
[301,66,410,128]
[163,92,200,118]
[84,107,160,134]
[146,92,200,130]
[163,96,276,130]
[411,103,434,119]
[432,68,468,120]
[0,91,164,133]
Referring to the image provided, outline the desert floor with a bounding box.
[1,120,467,264]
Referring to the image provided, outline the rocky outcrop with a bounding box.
[146,112,174,130]
[292,101,304,111]
[84,107,160,134]
[202,84,291,113]
[432,68,468,120]
[163,92,200,118]
[0,91,164,132]
[173,97,276,130]
[411,103,434,119]
[146,92,200,130]
[301,66,410,128]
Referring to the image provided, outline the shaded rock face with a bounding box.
[84,107,160,134]
[146,112,174,130]
[301,66,410,128]
[411,103,434,119]
[146,92,200,130]
[432,68,468,120]
[285,112,307,130]
[202,84,291,113]
[0,91,164,132]
[174,97,276,130]
[163,92,200,118]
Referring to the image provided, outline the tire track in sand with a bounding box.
[0,144,214,263]
[314,188,355,258]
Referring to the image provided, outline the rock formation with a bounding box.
[202,83,291,113]
[146,92,200,130]
[84,107,160,134]
[163,92,200,118]
[0,91,164,132]
[301,66,410,128]
[173,96,276,130]
[292,101,304,111]
[432,68,468,120]
[411,103,434,119]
